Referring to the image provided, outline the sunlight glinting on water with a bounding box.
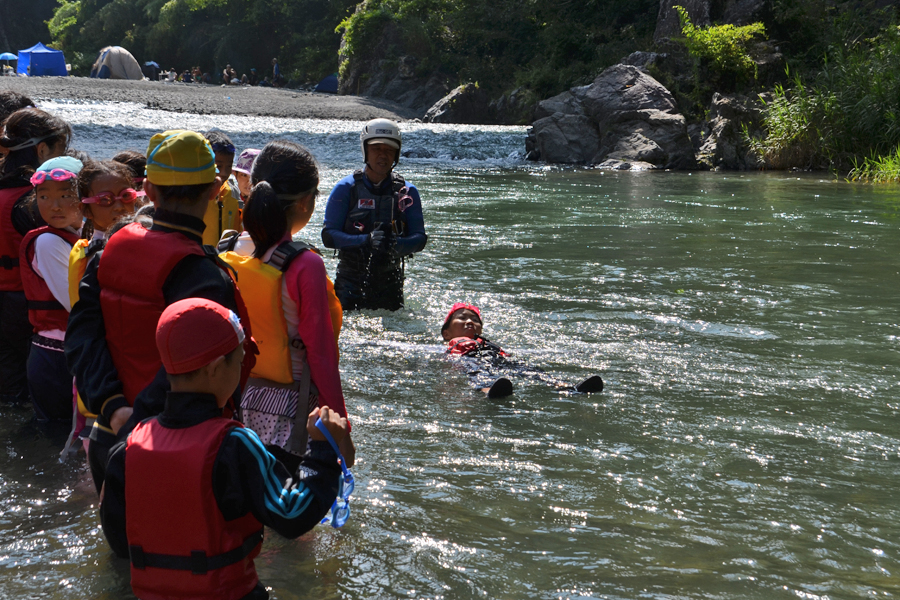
[0,100,898,599]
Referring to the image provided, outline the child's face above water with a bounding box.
[443,309,483,341]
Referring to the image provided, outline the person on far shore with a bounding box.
[322,118,427,311]
[202,130,243,246]
[249,68,259,86]
[272,58,283,87]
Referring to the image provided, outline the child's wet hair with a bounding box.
[0,91,35,125]
[77,160,135,199]
[243,140,318,258]
[107,212,152,238]
[205,130,235,154]
[0,108,72,178]
[111,150,146,182]
[153,181,218,204]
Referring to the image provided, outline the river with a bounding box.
[1,101,899,599]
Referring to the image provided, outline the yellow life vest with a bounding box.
[203,179,243,246]
[68,238,102,419]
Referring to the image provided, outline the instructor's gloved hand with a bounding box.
[369,229,387,252]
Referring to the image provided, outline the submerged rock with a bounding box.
[526,64,695,169]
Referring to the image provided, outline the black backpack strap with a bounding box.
[269,240,315,272]
[391,172,406,194]
[85,237,106,258]
[203,244,239,281]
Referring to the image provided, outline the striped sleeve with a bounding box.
[228,427,314,519]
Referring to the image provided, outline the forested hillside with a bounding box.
[47,0,358,81]
[0,0,57,55]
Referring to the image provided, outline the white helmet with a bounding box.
[360,118,401,167]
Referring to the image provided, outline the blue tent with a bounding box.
[17,43,67,77]
[314,73,338,94]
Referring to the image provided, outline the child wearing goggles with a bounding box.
[441,302,604,398]
[20,156,85,424]
[77,160,142,236]
[62,161,141,451]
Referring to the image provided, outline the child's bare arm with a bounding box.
[307,406,348,446]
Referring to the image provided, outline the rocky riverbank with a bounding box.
[0,76,421,121]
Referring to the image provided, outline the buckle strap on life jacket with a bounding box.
[85,238,105,257]
[27,299,64,311]
[129,528,264,574]
[269,241,315,273]
[0,255,18,270]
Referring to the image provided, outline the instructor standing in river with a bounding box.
[322,119,427,311]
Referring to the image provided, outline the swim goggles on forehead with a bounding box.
[211,142,236,154]
[81,188,145,206]
[30,168,78,186]
[315,418,355,529]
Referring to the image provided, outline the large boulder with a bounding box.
[697,92,765,170]
[526,64,695,169]
[423,84,492,124]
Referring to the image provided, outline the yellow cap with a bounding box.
[145,130,218,186]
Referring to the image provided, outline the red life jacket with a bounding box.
[0,185,32,292]
[19,226,81,333]
[97,222,257,406]
[125,417,263,600]
[97,223,206,404]
[447,336,507,357]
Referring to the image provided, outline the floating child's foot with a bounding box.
[574,375,604,394]
[486,377,514,399]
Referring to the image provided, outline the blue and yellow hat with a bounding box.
[145,130,217,186]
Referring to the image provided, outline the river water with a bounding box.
[1,101,899,599]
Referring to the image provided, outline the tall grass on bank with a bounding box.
[749,23,900,174]
[848,148,900,183]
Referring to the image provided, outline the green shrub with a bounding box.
[675,5,766,82]
[751,22,900,173]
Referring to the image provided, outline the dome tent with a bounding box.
[314,73,338,93]
[16,43,67,77]
[90,46,143,80]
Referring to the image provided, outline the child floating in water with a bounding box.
[441,302,604,398]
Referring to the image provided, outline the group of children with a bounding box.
[0,90,600,599]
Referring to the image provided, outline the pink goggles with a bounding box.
[81,188,146,206]
[30,168,78,187]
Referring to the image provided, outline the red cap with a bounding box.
[156,298,245,375]
[441,302,482,331]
